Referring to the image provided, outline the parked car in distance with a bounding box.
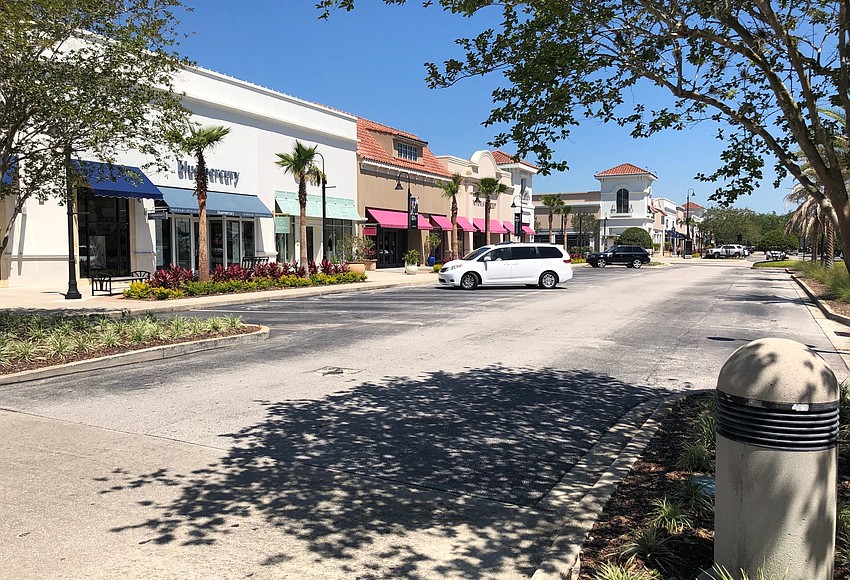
[586,245,651,268]
[437,243,573,290]
[705,244,748,258]
[765,248,787,261]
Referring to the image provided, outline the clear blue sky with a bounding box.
[174,1,791,215]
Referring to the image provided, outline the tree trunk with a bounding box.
[196,152,209,282]
[825,219,835,268]
[548,213,553,244]
[299,177,308,272]
[811,215,820,263]
[451,196,458,260]
[0,192,27,265]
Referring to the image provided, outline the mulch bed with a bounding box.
[796,274,850,319]
[1,325,261,376]
[579,394,850,579]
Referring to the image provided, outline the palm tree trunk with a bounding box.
[825,219,835,268]
[451,197,458,260]
[562,213,567,250]
[812,215,820,263]
[196,152,209,282]
[548,213,553,244]
[484,198,491,243]
[299,177,308,271]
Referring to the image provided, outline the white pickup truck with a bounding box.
[705,244,748,258]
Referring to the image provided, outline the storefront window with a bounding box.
[210,219,224,268]
[77,189,130,277]
[176,217,192,270]
[226,220,241,265]
[155,218,172,269]
[243,220,255,258]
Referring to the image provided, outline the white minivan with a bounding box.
[438,243,573,290]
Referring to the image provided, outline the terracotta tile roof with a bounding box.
[491,150,540,170]
[594,163,657,178]
[356,118,451,178]
[683,201,705,210]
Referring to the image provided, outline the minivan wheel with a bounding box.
[597,258,606,268]
[539,271,558,289]
[460,272,479,290]
[632,259,643,269]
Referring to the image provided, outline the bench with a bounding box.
[91,270,151,296]
[241,256,269,269]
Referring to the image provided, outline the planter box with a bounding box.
[404,264,418,275]
[348,262,366,274]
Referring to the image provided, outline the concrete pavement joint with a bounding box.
[0,325,270,386]
[531,392,705,580]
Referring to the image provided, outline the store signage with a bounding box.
[514,214,522,236]
[363,226,377,236]
[177,160,240,188]
[274,215,290,234]
[147,210,168,221]
[408,196,419,229]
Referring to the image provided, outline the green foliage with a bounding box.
[433,263,443,272]
[0,0,191,258]
[403,249,420,265]
[123,281,152,299]
[756,229,798,252]
[672,479,713,517]
[593,562,659,580]
[615,227,653,249]
[619,525,683,574]
[341,235,376,262]
[753,260,796,268]
[793,262,850,302]
[677,441,714,473]
[650,496,692,534]
[706,563,788,580]
[701,208,761,246]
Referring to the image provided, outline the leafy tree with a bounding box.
[275,141,323,271]
[757,229,798,253]
[615,227,653,249]
[540,194,564,244]
[0,0,189,264]
[475,177,508,242]
[700,207,760,247]
[438,173,463,259]
[175,125,231,282]
[318,0,850,272]
[572,212,599,249]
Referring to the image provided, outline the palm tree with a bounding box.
[556,204,572,251]
[275,141,323,271]
[439,173,463,260]
[476,177,509,243]
[179,125,230,282]
[540,194,565,244]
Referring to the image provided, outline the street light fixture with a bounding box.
[510,191,526,241]
[63,144,82,300]
[394,171,415,229]
[315,151,328,261]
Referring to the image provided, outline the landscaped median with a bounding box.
[0,312,267,384]
[122,262,366,300]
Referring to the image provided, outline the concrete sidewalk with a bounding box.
[0,267,438,316]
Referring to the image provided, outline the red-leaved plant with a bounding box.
[150,264,195,289]
[254,262,285,279]
[211,264,251,282]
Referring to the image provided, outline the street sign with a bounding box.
[147,210,168,221]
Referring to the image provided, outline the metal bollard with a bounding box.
[714,338,839,580]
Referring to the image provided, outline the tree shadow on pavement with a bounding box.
[101,365,669,578]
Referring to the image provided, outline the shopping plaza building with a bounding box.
[1,65,360,289]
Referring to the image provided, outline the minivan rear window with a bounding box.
[537,246,563,259]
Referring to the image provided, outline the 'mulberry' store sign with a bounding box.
[177,160,240,187]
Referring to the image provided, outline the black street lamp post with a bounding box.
[394,171,414,229]
[64,144,82,300]
[510,192,525,241]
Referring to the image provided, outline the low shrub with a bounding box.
[151,264,195,289]
[123,281,153,299]
[433,263,443,272]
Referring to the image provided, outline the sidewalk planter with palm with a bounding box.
[275,141,323,272]
[341,235,376,273]
[541,194,565,245]
[475,177,509,244]
[403,249,420,275]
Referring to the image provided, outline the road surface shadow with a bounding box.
[101,365,668,578]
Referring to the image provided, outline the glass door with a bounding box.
[210,219,224,269]
[226,220,241,266]
[175,217,192,271]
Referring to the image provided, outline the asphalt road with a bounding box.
[1,261,848,579]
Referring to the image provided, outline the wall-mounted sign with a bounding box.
[177,160,240,188]
[408,196,419,229]
[147,210,168,221]
[363,226,377,236]
[274,215,291,234]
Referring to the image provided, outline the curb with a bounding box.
[0,325,270,386]
[788,272,850,327]
[531,392,701,579]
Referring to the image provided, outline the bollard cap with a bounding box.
[717,338,838,405]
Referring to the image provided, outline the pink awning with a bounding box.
[430,215,452,230]
[522,225,535,235]
[366,208,408,229]
[473,218,508,234]
[417,214,433,230]
[455,216,475,232]
[503,221,515,234]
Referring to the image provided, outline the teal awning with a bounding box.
[274,191,363,221]
[159,187,272,218]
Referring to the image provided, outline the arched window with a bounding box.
[616,188,630,213]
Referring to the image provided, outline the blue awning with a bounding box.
[667,229,687,240]
[158,187,273,218]
[72,160,162,200]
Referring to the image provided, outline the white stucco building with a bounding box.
[1,66,358,288]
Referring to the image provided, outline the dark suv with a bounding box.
[587,245,651,268]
